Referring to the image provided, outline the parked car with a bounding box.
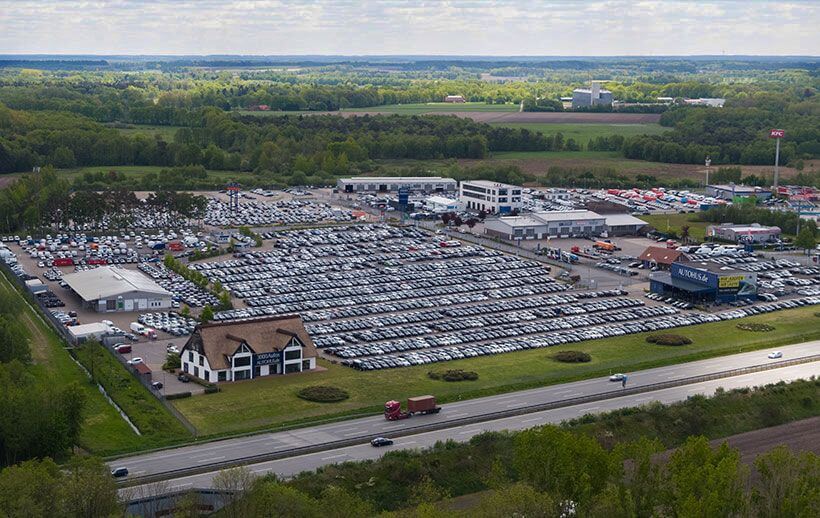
[151,381,163,390]
[127,357,144,365]
[177,373,190,383]
[114,344,132,354]
[370,437,394,447]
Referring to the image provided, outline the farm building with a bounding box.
[337,177,457,194]
[444,95,466,103]
[61,266,172,312]
[572,81,613,109]
[180,315,318,383]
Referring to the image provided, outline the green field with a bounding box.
[489,122,668,145]
[0,271,151,456]
[342,102,519,114]
[639,213,712,241]
[55,165,259,184]
[173,306,820,437]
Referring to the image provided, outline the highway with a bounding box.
[112,340,819,482]
[122,359,819,496]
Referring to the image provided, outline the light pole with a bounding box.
[704,156,711,188]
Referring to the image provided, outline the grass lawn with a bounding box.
[489,122,668,145]
[173,306,820,437]
[55,165,259,184]
[639,213,712,241]
[0,270,151,456]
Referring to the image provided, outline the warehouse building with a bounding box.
[706,184,772,201]
[460,180,523,214]
[62,266,172,312]
[180,315,317,383]
[707,223,781,243]
[650,262,757,303]
[604,214,650,236]
[424,196,463,213]
[337,177,457,193]
[572,81,613,109]
[484,210,606,240]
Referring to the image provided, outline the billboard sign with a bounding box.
[254,351,281,366]
[769,129,785,139]
[718,276,744,289]
[398,187,409,208]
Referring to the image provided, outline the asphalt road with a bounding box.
[121,360,819,497]
[111,340,819,481]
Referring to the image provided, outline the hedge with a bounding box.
[737,323,775,332]
[551,350,592,363]
[428,369,479,382]
[297,385,350,402]
[165,392,192,400]
[646,334,692,346]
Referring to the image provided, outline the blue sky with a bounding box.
[0,0,817,56]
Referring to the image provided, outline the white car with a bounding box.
[127,357,144,365]
[767,351,783,359]
[166,345,180,354]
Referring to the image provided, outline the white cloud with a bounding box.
[0,0,817,55]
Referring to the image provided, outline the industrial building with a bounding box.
[337,177,457,194]
[639,246,687,270]
[603,214,650,236]
[484,210,607,240]
[707,223,782,243]
[706,184,772,201]
[571,81,613,109]
[444,95,466,103]
[180,315,317,383]
[61,266,172,312]
[424,196,463,213]
[650,262,757,303]
[459,180,523,214]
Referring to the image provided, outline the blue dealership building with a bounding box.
[650,261,757,303]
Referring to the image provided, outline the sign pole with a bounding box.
[768,129,785,190]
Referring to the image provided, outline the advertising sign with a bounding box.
[671,263,714,286]
[769,129,785,139]
[718,276,744,289]
[254,351,281,366]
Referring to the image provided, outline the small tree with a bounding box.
[680,225,690,244]
[794,226,816,254]
[200,305,214,323]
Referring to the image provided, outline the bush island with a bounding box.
[297,385,350,402]
[737,323,775,332]
[551,350,592,363]
[428,369,479,382]
[646,334,692,346]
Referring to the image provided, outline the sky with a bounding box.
[0,0,818,56]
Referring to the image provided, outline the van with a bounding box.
[129,322,146,334]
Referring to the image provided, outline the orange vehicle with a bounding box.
[593,240,619,252]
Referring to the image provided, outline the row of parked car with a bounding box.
[138,263,219,308]
[343,296,820,370]
[136,312,198,337]
[203,198,353,227]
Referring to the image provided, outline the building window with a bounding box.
[234,370,250,381]
[183,363,189,373]
[302,360,311,371]
[285,363,301,374]
[285,349,301,361]
[194,366,199,378]
[218,371,226,382]
[188,352,193,362]
[198,356,204,367]
[203,371,209,381]
[234,356,251,367]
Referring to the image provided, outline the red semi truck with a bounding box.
[384,395,441,420]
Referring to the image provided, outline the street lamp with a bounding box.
[704,156,711,187]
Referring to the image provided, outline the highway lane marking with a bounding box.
[521,417,543,424]
[458,428,483,435]
[320,453,348,461]
[505,402,527,408]
[169,482,192,490]
[447,412,468,418]
[579,406,600,412]
[398,441,417,446]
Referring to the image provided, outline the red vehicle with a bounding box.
[87,258,108,265]
[384,395,441,420]
[52,257,74,266]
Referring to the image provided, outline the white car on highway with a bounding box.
[767,351,783,359]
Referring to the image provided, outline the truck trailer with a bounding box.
[384,395,441,420]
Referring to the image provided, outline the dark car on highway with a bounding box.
[370,437,394,447]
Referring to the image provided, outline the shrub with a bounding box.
[646,334,692,346]
[428,369,479,382]
[203,385,220,394]
[297,385,350,402]
[551,350,592,363]
[736,323,774,332]
[165,392,192,400]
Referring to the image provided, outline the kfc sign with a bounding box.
[769,129,785,139]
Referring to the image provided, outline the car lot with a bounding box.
[203,197,353,227]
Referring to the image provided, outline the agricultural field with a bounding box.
[340,102,520,114]
[489,122,669,146]
[639,213,713,241]
[0,270,151,456]
[54,165,260,184]
[172,305,820,436]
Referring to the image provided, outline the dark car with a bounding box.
[151,381,163,390]
[111,467,129,478]
[177,373,190,383]
[370,437,394,447]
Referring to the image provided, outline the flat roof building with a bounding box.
[484,210,607,240]
[708,223,781,243]
[460,180,523,214]
[181,315,317,383]
[604,214,650,236]
[62,266,172,312]
[650,261,757,303]
[707,184,772,201]
[337,177,457,194]
[424,195,463,213]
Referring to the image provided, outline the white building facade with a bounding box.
[459,180,523,214]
